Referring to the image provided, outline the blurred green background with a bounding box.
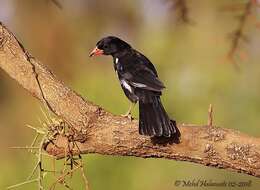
[0,0,260,189]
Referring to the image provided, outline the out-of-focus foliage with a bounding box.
[0,0,260,189]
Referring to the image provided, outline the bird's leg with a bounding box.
[121,102,136,120]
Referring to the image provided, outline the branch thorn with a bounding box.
[207,104,213,127]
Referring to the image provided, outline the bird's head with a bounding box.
[89,36,131,57]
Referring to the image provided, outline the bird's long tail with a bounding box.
[139,96,180,138]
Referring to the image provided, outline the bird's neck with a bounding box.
[112,48,132,59]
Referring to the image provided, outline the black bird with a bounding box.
[89,36,180,138]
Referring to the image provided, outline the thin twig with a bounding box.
[30,133,40,153]
[49,0,62,9]
[79,158,90,190]
[172,0,190,23]
[37,135,46,190]
[27,161,40,180]
[40,106,52,126]
[26,124,46,134]
[50,166,81,190]
[228,0,254,65]
[10,146,40,149]
[7,179,38,189]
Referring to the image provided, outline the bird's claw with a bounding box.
[121,113,133,121]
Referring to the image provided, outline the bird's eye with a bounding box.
[103,45,108,49]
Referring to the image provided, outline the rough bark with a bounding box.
[0,22,260,178]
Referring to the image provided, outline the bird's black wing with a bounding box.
[118,50,165,92]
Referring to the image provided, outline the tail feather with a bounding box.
[140,103,156,135]
[139,96,180,138]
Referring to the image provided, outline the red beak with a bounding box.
[89,47,104,57]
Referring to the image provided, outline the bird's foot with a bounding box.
[121,112,133,121]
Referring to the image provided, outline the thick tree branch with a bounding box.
[0,22,260,178]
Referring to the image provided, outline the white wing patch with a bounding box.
[115,58,119,64]
[121,79,132,93]
[131,82,147,88]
